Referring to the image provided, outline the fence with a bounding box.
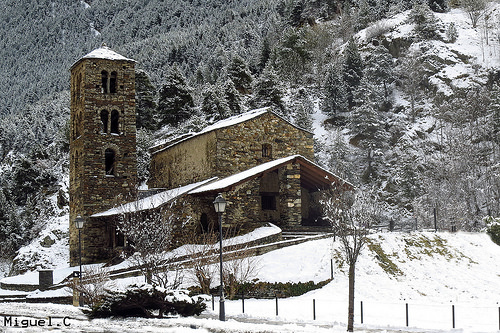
[208,296,500,331]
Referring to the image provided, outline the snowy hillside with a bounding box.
[1,231,499,332]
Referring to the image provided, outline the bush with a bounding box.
[87,284,206,318]
[485,216,500,246]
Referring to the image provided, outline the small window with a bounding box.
[100,110,109,133]
[262,144,272,158]
[110,71,117,93]
[110,110,119,134]
[101,71,109,93]
[105,148,116,176]
[261,195,276,210]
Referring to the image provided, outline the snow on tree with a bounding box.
[342,38,363,107]
[157,65,195,127]
[322,64,348,117]
[227,55,253,95]
[408,2,439,40]
[135,69,158,131]
[250,66,286,114]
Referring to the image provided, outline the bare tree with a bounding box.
[462,0,487,28]
[117,201,183,289]
[222,246,261,300]
[72,265,115,308]
[185,231,219,295]
[323,188,379,332]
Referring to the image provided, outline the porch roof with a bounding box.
[189,155,352,195]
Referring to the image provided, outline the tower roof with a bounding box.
[71,44,135,69]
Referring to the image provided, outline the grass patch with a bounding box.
[366,238,404,277]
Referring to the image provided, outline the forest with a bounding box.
[0,0,498,260]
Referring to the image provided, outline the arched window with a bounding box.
[200,213,209,233]
[100,110,109,133]
[105,148,116,176]
[110,110,119,134]
[101,71,109,93]
[110,71,117,93]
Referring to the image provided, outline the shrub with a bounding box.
[87,284,206,318]
[485,216,500,246]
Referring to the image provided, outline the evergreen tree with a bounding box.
[222,79,242,115]
[322,64,348,117]
[363,45,395,110]
[200,84,231,121]
[409,2,439,39]
[227,55,253,94]
[258,38,272,73]
[135,70,158,131]
[250,67,286,114]
[342,38,363,107]
[157,66,194,127]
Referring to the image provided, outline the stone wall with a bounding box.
[216,112,314,177]
[149,111,314,190]
[148,132,217,189]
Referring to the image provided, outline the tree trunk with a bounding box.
[347,263,355,332]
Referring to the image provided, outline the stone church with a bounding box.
[69,46,351,266]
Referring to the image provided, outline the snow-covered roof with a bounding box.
[151,108,313,155]
[91,177,217,217]
[71,45,135,69]
[190,155,352,194]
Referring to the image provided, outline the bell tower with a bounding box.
[69,45,137,265]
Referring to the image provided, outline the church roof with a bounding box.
[150,108,313,155]
[189,155,353,194]
[91,155,351,218]
[91,177,216,217]
[71,45,135,69]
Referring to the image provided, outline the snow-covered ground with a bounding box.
[1,231,499,332]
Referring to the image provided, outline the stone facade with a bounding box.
[69,47,138,265]
[148,110,314,190]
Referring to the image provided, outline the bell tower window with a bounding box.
[110,110,119,134]
[101,71,109,93]
[101,70,118,94]
[100,110,109,133]
[110,71,117,93]
[105,148,116,176]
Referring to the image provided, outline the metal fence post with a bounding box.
[242,293,245,314]
[313,299,316,320]
[212,294,214,311]
[452,305,455,329]
[406,303,409,327]
[360,301,363,324]
[275,296,279,316]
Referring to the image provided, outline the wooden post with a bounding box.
[242,293,245,314]
[212,294,214,311]
[275,296,279,316]
[330,259,334,280]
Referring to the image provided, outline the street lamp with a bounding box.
[75,215,85,306]
[213,193,227,321]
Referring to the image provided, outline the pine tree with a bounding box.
[409,2,439,39]
[342,38,363,107]
[227,55,253,94]
[223,79,242,116]
[135,70,158,131]
[200,84,231,121]
[250,67,286,114]
[157,66,194,127]
[322,65,348,117]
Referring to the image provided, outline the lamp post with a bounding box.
[75,215,85,307]
[213,193,227,321]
